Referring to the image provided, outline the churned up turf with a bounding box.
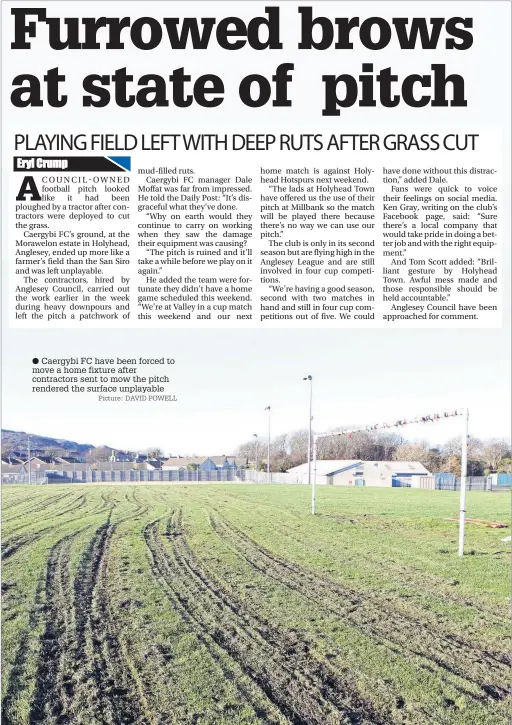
[1,484,510,724]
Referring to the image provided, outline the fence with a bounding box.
[3,469,510,489]
[1,472,48,485]
[2,468,327,485]
[418,475,509,491]
[241,470,329,485]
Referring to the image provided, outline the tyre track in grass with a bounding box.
[144,509,386,725]
[1,579,45,725]
[2,497,87,559]
[210,512,510,707]
[1,496,120,722]
[144,513,285,725]
[1,494,113,562]
[219,493,506,623]
[303,514,508,622]
[27,526,89,724]
[4,493,87,538]
[173,513,390,725]
[3,492,75,529]
[1,490,57,512]
[279,517,510,641]
[2,531,45,561]
[275,519,511,681]
[21,495,151,725]
[72,500,154,725]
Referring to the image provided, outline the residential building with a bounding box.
[286,460,431,487]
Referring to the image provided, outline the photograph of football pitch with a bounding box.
[1,484,510,725]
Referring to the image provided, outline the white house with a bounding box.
[162,456,247,471]
[286,460,431,487]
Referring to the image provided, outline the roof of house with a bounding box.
[287,459,431,476]
[46,463,92,473]
[1,463,25,474]
[368,461,431,474]
[206,456,247,466]
[287,460,362,475]
[147,459,163,469]
[92,462,155,471]
[23,459,65,472]
[162,457,205,468]
[208,456,228,465]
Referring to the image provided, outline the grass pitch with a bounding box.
[1,484,510,724]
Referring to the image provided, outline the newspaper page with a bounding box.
[1,2,511,724]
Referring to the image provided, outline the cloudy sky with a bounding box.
[2,326,510,455]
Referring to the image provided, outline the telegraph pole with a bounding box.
[312,434,318,515]
[253,433,259,480]
[265,406,271,480]
[27,435,31,485]
[303,375,313,489]
[458,408,469,557]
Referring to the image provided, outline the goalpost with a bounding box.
[311,408,470,556]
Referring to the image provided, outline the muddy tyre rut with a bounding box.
[209,513,510,708]
[23,510,150,725]
[144,510,386,725]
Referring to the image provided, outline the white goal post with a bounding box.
[312,408,469,556]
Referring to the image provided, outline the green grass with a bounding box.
[1,484,510,725]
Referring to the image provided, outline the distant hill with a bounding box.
[1,429,96,454]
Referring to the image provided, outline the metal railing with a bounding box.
[1,472,48,484]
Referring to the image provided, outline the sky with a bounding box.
[1,2,510,457]
[2,326,510,456]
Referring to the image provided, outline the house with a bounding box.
[46,463,92,473]
[22,457,60,472]
[162,457,205,470]
[202,456,247,470]
[92,461,156,472]
[226,456,248,469]
[44,463,93,482]
[1,463,26,473]
[162,455,247,471]
[1,463,26,482]
[147,459,164,469]
[286,460,431,487]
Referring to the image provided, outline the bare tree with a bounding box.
[373,431,405,460]
[147,447,164,459]
[86,446,113,463]
[392,440,441,471]
[480,438,511,472]
[446,455,461,477]
[270,433,291,472]
[1,442,16,461]
[234,427,510,476]
[441,436,482,459]
[440,435,483,475]
[316,429,377,461]
[288,429,309,465]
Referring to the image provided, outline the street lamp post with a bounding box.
[253,433,259,481]
[458,408,469,557]
[313,434,318,515]
[264,406,271,480]
[27,435,31,485]
[303,376,313,492]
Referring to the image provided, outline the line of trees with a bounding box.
[85,446,165,463]
[236,428,511,475]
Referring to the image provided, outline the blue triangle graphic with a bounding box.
[108,156,131,171]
